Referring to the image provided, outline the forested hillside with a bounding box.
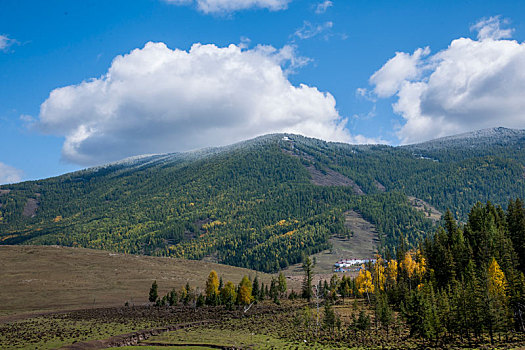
[1,128,524,272]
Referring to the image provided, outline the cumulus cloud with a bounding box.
[315,0,332,14]
[37,42,363,166]
[471,16,513,41]
[367,16,525,144]
[0,162,23,184]
[293,21,333,40]
[164,0,291,14]
[369,47,430,98]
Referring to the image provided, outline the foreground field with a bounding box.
[2,300,524,350]
[0,245,274,317]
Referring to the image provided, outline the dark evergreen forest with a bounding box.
[1,129,524,272]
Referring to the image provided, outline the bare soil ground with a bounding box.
[306,166,365,195]
[0,245,272,318]
[374,180,386,192]
[281,145,364,195]
[407,196,442,223]
[21,197,39,217]
[283,210,378,282]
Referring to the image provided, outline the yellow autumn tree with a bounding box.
[205,270,220,305]
[355,265,374,303]
[401,251,417,279]
[415,249,427,278]
[237,275,253,305]
[488,258,507,298]
[387,259,398,287]
[486,258,510,342]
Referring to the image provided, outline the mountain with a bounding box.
[404,127,525,152]
[1,128,524,272]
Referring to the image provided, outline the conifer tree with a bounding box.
[301,257,313,302]
[323,302,337,332]
[149,280,158,303]
[220,281,237,309]
[167,288,178,306]
[252,275,260,302]
[259,282,266,300]
[269,278,278,302]
[277,271,287,297]
[375,292,393,335]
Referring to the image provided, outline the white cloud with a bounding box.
[293,21,333,40]
[0,34,17,51]
[369,47,430,98]
[368,16,525,144]
[164,0,291,14]
[471,16,513,41]
[0,162,23,184]
[315,0,332,14]
[38,42,366,166]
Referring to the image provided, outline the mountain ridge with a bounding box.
[1,127,524,272]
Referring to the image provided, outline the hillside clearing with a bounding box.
[284,210,378,282]
[408,196,442,223]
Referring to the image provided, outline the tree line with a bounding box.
[148,270,289,309]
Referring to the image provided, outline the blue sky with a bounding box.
[1,0,525,183]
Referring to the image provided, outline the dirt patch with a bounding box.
[341,210,380,257]
[374,180,386,192]
[22,198,39,217]
[0,189,11,195]
[282,145,364,194]
[408,196,442,223]
[306,166,364,195]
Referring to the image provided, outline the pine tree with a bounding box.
[508,199,525,273]
[252,275,260,302]
[149,280,158,303]
[376,292,393,335]
[270,278,278,302]
[167,288,178,306]
[220,281,237,309]
[302,257,313,302]
[278,271,287,297]
[259,282,266,300]
[323,302,337,332]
